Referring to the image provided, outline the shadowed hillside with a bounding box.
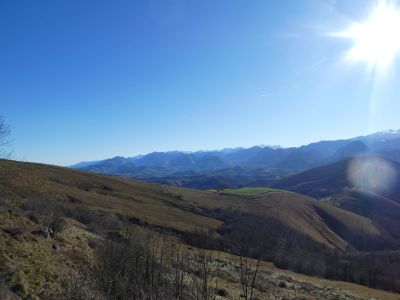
[273,156,400,202]
[273,155,400,250]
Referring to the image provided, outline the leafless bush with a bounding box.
[73,206,96,225]
[0,278,18,300]
[93,231,172,299]
[89,229,219,300]
[237,254,261,300]
[20,198,66,238]
[169,243,191,299]
[53,271,104,300]
[72,206,122,235]
[45,212,66,238]
[99,214,120,231]
[0,117,13,204]
[3,223,28,239]
[0,116,12,159]
[0,280,7,296]
[20,198,49,214]
[187,248,216,300]
[0,166,17,204]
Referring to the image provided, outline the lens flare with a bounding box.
[347,156,397,193]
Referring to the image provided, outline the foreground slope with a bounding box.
[0,207,398,299]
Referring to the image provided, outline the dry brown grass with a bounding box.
[1,159,385,250]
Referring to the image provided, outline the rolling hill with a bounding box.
[0,159,390,251]
[1,159,400,298]
[273,156,400,249]
[273,156,400,202]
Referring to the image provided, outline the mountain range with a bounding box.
[72,129,400,189]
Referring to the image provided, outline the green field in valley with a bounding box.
[220,187,280,196]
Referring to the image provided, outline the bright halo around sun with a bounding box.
[338,1,400,69]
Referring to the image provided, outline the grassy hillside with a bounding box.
[273,156,400,249]
[0,160,221,233]
[1,159,400,298]
[326,189,400,245]
[273,156,400,203]
[1,159,386,251]
[220,187,279,196]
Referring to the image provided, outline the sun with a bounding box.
[338,2,400,68]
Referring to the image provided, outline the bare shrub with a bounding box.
[89,229,219,300]
[0,279,18,300]
[45,211,66,238]
[20,198,66,238]
[20,198,49,214]
[237,253,261,300]
[169,243,191,299]
[72,206,122,235]
[0,116,14,205]
[0,116,12,159]
[99,214,120,231]
[3,223,28,239]
[0,268,22,300]
[187,248,216,300]
[54,271,104,300]
[73,206,96,225]
[93,230,176,299]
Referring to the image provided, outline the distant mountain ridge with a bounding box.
[71,129,400,189]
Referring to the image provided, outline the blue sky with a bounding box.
[1,0,400,165]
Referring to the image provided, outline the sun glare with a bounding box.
[338,2,400,68]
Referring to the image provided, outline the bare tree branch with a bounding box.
[0,116,12,159]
